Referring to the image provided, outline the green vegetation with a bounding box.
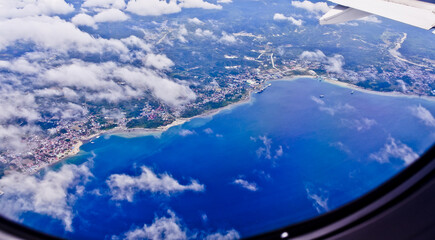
[126,117,174,129]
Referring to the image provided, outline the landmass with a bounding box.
[1,12,434,176]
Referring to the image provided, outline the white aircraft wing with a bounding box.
[319,0,435,30]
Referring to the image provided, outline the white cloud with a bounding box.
[0,7,197,156]
[325,54,345,73]
[342,118,377,131]
[300,50,345,73]
[256,135,272,159]
[0,57,42,74]
[144,53,175,70]
[71,13,97,29]
[176,24,189,42]
[410,105,435,127]
[0,125,40,152]
[43,61,120,91]
[233,178,258,191]
[126,0,182,16]
[123,210,187,240]
[370,137,419,166]
[0,16,129,54]
[300,49,326,60]
[330,141,351,154]
[82,0,126,9]
[113,66,196,106]
[204,230,240,240]
[195,28,214,38]
[203,128,213,134]
[291,1,330,15]
[188,17,204,25]
[274,145,283,159]
[0,90,39,122]
[310,96,325,105]
[40,60,195,105]
[217,0,232,3]
[0,164,92,231]
[179,0,222,10]
[0,88,41,152]
[71,9,129,29]
[93,8,129,22]
[359,15,381,23]
[106,166,205,202]
[273,13,303,26]
[219,32,237,44]
[0,0,74,19]
[179,129,195,136]
[317,103,354,116]
[305,184,329,214]
[125,0,224,17]
[121,35,152,52]
[118,210,240,240]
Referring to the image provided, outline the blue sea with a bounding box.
[21,78,435,239]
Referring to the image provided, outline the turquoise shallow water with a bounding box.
[22,78,435,239]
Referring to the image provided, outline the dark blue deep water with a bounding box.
[23,78,435,239]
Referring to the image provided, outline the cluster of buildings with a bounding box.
[1,52,433,175]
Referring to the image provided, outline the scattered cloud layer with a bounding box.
[410,105,435,127]
[204,229,240,240]
[330,141,351,154]
[123,210,187,240]
[256,135,272,159]
[219,32,237,44]
[233,178,258,191]
[310,96,325,105]
[106,166,205,202]
[125,0,222,17]
[82,0,127,9]
[300,50,345,73]
[252,135,284,161]
[93,8,129,22]
[0,0,74,19]
[342,118,377,131]
[179,129,195,136]
[188,17,204,25]
[370,137,419,166]
[0,12,196,152]
[180,0,222,10]
[291,1,330,16]
[320,103,355,116]
[115,210,240,240]
[203,128,213,134]
[305,184,329,214]
[0,164,92,231]
[273,13,303,26]
[195,28,215,38]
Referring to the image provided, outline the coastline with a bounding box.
[276,75,435,101]
[39,74,434,173]
[107,94,254,139]
[50,92,254,166]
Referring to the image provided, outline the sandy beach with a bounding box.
[108,95,253,139]
[277,75,435,101]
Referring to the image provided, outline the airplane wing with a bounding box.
[319,0,435,30]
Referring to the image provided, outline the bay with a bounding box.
[25,78,435,239]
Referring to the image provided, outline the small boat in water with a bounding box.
[319,94,325,98]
